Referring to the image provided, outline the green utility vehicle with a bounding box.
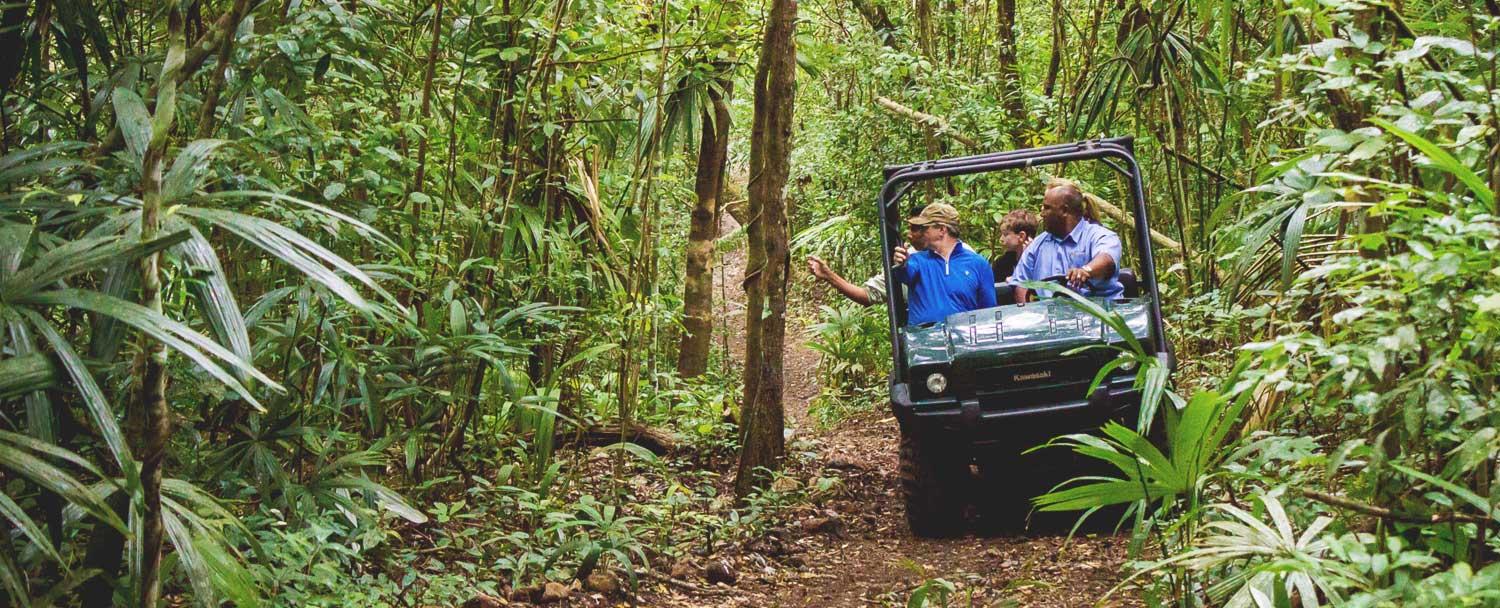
[878,138,1172,536]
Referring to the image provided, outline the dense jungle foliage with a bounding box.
[1,0,1498,606]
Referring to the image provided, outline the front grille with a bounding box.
[969,355,1103,410]
[975,355,1097,388]
[982,381,1093,407]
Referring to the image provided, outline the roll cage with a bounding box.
[877,137,1169,384]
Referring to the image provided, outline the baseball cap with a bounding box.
[906,202,960,228]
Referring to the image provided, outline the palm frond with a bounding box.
[167,220,252,364]
[0,431,126,534]
[22,310,134,472]
[20,289,281,410]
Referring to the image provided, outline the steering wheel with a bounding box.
[1014,275,1076,303]
[1038,274,1071,288]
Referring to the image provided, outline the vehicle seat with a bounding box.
[1118,268,1139,298]
[995,282,1016,305]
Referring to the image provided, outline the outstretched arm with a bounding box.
[808,255,874,307]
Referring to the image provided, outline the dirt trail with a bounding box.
[661,214,1136,607]
[713,212,820,427]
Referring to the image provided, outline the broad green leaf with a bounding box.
[0,353,58,399]
[178,207,396,314]
[112,87,152,163]
[0,431,125,533]
[1280,202,1308,290]
[0,491,63,565]
[324,476,428,523]
[2,230,190,299]
[1368,117,1494,207]
[0,141,88,173]
[161,139,229,202]
[0,158,87,186]
[1138,361,1171,433]
[0,545,28,608]
[161,479,262,556]
[448,299,466,336]
[204,190,401,251]
[1392,464,1500,523]
[20,289,280,409]
[6,320,58,448]
[594,441,660,465]
[24,312,133,472]
[168,220,252,365]
[192,525,262,608]
[0,221,31,277]
[162,508,217,608]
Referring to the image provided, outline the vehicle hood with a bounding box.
[902,297,1154,370]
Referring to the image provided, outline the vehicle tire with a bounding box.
[972,455,1034,534]
[899,429,966,537]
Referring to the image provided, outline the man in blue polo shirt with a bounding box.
[893,203,997,326]
[1011,179,1124,303]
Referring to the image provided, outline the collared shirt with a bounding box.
[1010,220,1124,298]
[896,241,997,326]
[991,251,1019,281]
[863,273,888,304]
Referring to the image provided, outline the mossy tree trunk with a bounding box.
[133,7,184,606]
[737,0,796,499]
[677,78,732,379]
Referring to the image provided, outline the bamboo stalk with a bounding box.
[134,8,186,607]
[874,96,979,148]
[1298,488,1488,525]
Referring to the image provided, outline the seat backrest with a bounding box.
[1118,268,1139,298]
[995,283,1017,306]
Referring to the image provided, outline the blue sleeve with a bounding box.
[895,258,916,285]
[976,259,997,308]
[1092,227,1123,277]
[1008,240,1039,285]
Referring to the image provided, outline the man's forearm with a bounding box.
[820,272,874,306]
[1084,253,1116,279]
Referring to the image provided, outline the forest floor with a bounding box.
[630,214,1138,607]
[636,408,1141,607]
[467,213,1136,607]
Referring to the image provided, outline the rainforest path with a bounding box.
[638,212,1138,607]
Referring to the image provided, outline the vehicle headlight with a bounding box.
[925,373,948,395]
[1116,351,1138,371]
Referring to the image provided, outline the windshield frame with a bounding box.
[877,137,1167,385]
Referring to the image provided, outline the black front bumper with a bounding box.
[890,376,1141,450]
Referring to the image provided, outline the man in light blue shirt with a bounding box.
[1011,180,1124,302]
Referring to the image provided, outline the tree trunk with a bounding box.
[737,0,796,499]
[915,0,934,57]
[133,8,186,607]
[410,0,445,236]
[996,0,1025,145]
[1042,0,1063,99]
[0,1,28,92]
[851,0,896,45]
[677,78,732,378]
[194,0,252,138]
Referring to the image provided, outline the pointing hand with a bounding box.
[807,255,833,280]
